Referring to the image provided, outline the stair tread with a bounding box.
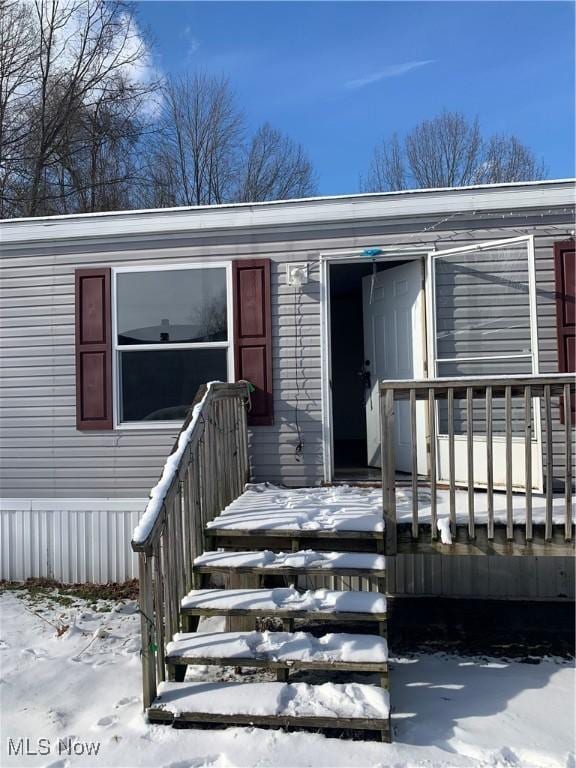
[181,587,387,619]
[194,549,385,574]
[206,484,383,536]
[149,680,390,724]
[166,630,388,667]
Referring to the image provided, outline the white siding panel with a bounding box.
[0,505,142,583]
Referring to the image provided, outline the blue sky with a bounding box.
[138,1,575,195]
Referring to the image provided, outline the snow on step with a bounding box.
[194,549,385,573]
[206,484,383,533]
[166,630,388,664]
[181,587,386,616]
[151,680,390,720]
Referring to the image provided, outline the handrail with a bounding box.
[131,381,250,708]
[379,374,574,555]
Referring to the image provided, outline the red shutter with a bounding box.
[233,259,273,426]
[554,240,575,420]
[75,268,113,430]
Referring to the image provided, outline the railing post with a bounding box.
[447,387,456,536]
[486,386,494,540]
[563,383,573,542]
[544,384,553,541]
[428,388,437,539]
[505,385,513,540]
[138,552,157,710]
[524,385,533,542]
[410,387,419,539]
[466,387,475,539]
[240,391,250,485]
[381,387,397,556]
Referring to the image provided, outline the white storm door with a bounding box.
[363,260,427,471]
[430,236,543,491]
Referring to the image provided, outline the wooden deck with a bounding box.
[130,375,575,744]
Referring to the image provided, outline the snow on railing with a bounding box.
[131,381,250,709]
[132,384,212,546]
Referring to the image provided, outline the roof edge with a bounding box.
[2,178,574,226]
[1,179,574,247]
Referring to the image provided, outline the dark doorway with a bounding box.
[329,259,405,477]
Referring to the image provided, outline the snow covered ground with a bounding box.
[1,587,574,768]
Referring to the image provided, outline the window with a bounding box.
[113,264,233,426]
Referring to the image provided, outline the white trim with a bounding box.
[118,341,229,352]
[436,355,533,364]
[113,261,232,273]
[319,258,333,482]
[0,498,147,512]
[527,234,540,374]
[2,181,573,246]
[319,247,430,262]
[112,261,234,430]
[430,234,535,258]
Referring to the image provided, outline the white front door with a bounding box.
[363,260,426,470]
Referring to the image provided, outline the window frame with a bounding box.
[112,261,234,430]
[426,234,540,378]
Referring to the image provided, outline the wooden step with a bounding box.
[207,527,382,541]
[206,529,383,555]
[165,630,388,672]
[180,588,387,622]
[147,680,390,739]
[193,550,386,577]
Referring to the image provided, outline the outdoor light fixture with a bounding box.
[286,263,308,287]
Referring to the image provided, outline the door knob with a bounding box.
[357,360,371,389]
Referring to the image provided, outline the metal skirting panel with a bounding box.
[0,504,573,597]
[0,507,141,584]
[386,554,575,601]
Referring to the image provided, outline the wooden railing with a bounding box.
[131,382,250,708]
[380,375,575,555]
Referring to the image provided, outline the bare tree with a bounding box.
[148,73,243,207]
[146,81,317,207]
[53,75,150,212]
[406,111,482,188]
[360,132,405,193]
[1,3,318,217]
[362,110,546,192]
[475,134,547,185]
[0,0,156,216]
[237,122,316,202]
[0,1,38,216]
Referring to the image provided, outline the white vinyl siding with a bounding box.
[0,213,573,496]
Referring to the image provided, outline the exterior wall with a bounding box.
[5,212,570,496]
[0,500,141,583]
[0,193,573,592]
